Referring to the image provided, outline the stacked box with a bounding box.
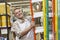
[2,16,10,27]
[2,16,6,27]
[36,33,40,40]
[0,3,10,15]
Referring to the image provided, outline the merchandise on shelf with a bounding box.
[0,3,10,15]
[1,16,10,27]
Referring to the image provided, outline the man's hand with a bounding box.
[30,21,35,28]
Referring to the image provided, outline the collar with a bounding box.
[17,18,25,23]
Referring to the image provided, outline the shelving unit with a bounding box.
[0,0,11,40]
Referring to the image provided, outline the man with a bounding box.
[11,8,35,40]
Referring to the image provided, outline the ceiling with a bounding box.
[7,0,29,2]
[0,0,42,8]
[7,0,30,8]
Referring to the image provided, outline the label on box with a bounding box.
[1,29,7,34]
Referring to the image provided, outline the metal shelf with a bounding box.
[0,27,11,29]
[0,14,10,17]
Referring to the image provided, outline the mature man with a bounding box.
[11,8,35,40]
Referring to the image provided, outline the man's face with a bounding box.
[14,9,23,19]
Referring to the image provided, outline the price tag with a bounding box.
[1,29,7,34]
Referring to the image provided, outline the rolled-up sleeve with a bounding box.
[11,22,21,37]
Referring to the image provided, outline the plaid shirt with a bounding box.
[11,19,34,40]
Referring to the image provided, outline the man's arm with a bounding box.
[19,21,35,38]
[11,21,35,38]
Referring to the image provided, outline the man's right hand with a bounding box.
[30,21,35,28]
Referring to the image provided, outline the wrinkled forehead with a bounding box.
[15,9,21,12]
[14,8,22,14]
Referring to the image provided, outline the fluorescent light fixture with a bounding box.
[32,0,42,3]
